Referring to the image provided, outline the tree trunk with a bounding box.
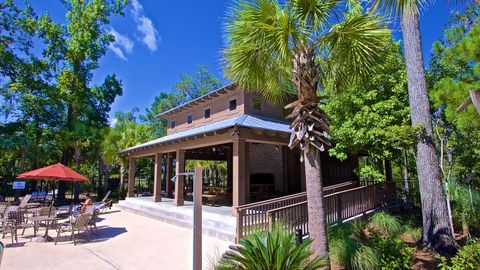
[304,149,329,258]
[403,149,409,194]
[120,164,125,190]
[401,12,457,255]
[384,159,393,182]
[97,156,104,199]
[58,149,72,200]
[291,46,330,259]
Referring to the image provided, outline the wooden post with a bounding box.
[166,153,173,198]
[193,167,203,270]
[153,153,163,202]
[174,149,185,206]
[127,157,136,197]
[236,209,243,243]
[336,195,342,225]
[232,138,247,215]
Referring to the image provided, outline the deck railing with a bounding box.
[235,181,356,241]
[235,181,397,242]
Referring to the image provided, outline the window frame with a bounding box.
[204,108,211,119]
[187,114,193,124]
[229,99,237,111]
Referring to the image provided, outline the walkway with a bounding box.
[2,207,231,270]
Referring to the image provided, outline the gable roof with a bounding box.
[156,83,236,118]
[119,114,291,155]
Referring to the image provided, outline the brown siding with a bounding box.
[167,88,245,134]
[243,92,284,119]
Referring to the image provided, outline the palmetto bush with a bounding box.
[329,212,416,270]
[216,228,328,270]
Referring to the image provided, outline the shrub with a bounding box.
[351,245,379,270]
[439,238,480,270]
[402,225,422,243]
[216,228,328,270]
[373,236,415,270]
[449,181,480,236]
[330,237,359,269]
[369,212,402,236]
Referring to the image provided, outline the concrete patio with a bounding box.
[1,206,231,270]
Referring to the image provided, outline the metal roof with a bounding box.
[119,114,291,154]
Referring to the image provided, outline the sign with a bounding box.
[13,181,25,190]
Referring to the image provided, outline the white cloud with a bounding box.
[130,0,159,52]
[109,28,134,60]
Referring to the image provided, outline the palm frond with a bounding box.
[223,0,297,104]
[321,11,390,89]
[291,0,340,33]
[370,0,428,17]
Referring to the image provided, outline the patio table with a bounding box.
[30,215,60,242]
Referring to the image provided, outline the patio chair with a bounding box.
[0,207,18,244]
[0,241,4,267]
[87,210,99,234]
[54,213,91,245]
[0,205,7,219]
[2,210,31,243]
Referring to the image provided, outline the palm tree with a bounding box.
[224,0,389,257]
[370,0,460,254]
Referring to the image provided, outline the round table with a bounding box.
[30,215,61,242]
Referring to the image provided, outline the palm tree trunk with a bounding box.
[292,46,329,259]
[401,11,457,255]
[304,150,329,258]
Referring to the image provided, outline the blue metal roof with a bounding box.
[120,114,291,154]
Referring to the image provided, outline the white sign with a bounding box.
[13,181,25,190]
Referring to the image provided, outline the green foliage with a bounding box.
[429,7,480,188]
[402,225,422,243]
[324,40,412,162]
[439,238,480,270]
[223,0,390,104]
[216,228,328,270]
[329,213,416,270]
[449,179,480,234]
[373,236,415,270]
[351,245,379,270]
[369,212,402,236]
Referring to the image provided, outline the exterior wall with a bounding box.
[165,87,287,135]
[248,143,285,193]
[167,89,245,135]
[243,92,284,119]
[320,151,357,186]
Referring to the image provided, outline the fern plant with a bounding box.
[216,228,328,270]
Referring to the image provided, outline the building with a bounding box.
[118,84,398,242]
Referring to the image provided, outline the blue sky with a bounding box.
[31,0,460,122]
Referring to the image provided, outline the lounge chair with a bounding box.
[55,213,91,245]
[18,195,32,209]
[94,191,112,213]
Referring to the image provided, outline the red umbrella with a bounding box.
[17,163,89,182]
[17,163,89,202]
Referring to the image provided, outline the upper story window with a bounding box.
[204,108,211,119]
[170,120,176,129]
[252,98,261,111]
[229,99,237,111]
[187,114,193,124]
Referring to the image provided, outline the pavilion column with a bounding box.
[153,153,164,202]
[127,157,136,197]
[166,153,173,198]
[174,149,185,206]
[232,138,249,215]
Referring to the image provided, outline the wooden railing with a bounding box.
[236,181,397,242]
[235,181,356,241]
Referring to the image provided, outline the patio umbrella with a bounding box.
[17,163,89,202]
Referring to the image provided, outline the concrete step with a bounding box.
[115,199,236,242]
